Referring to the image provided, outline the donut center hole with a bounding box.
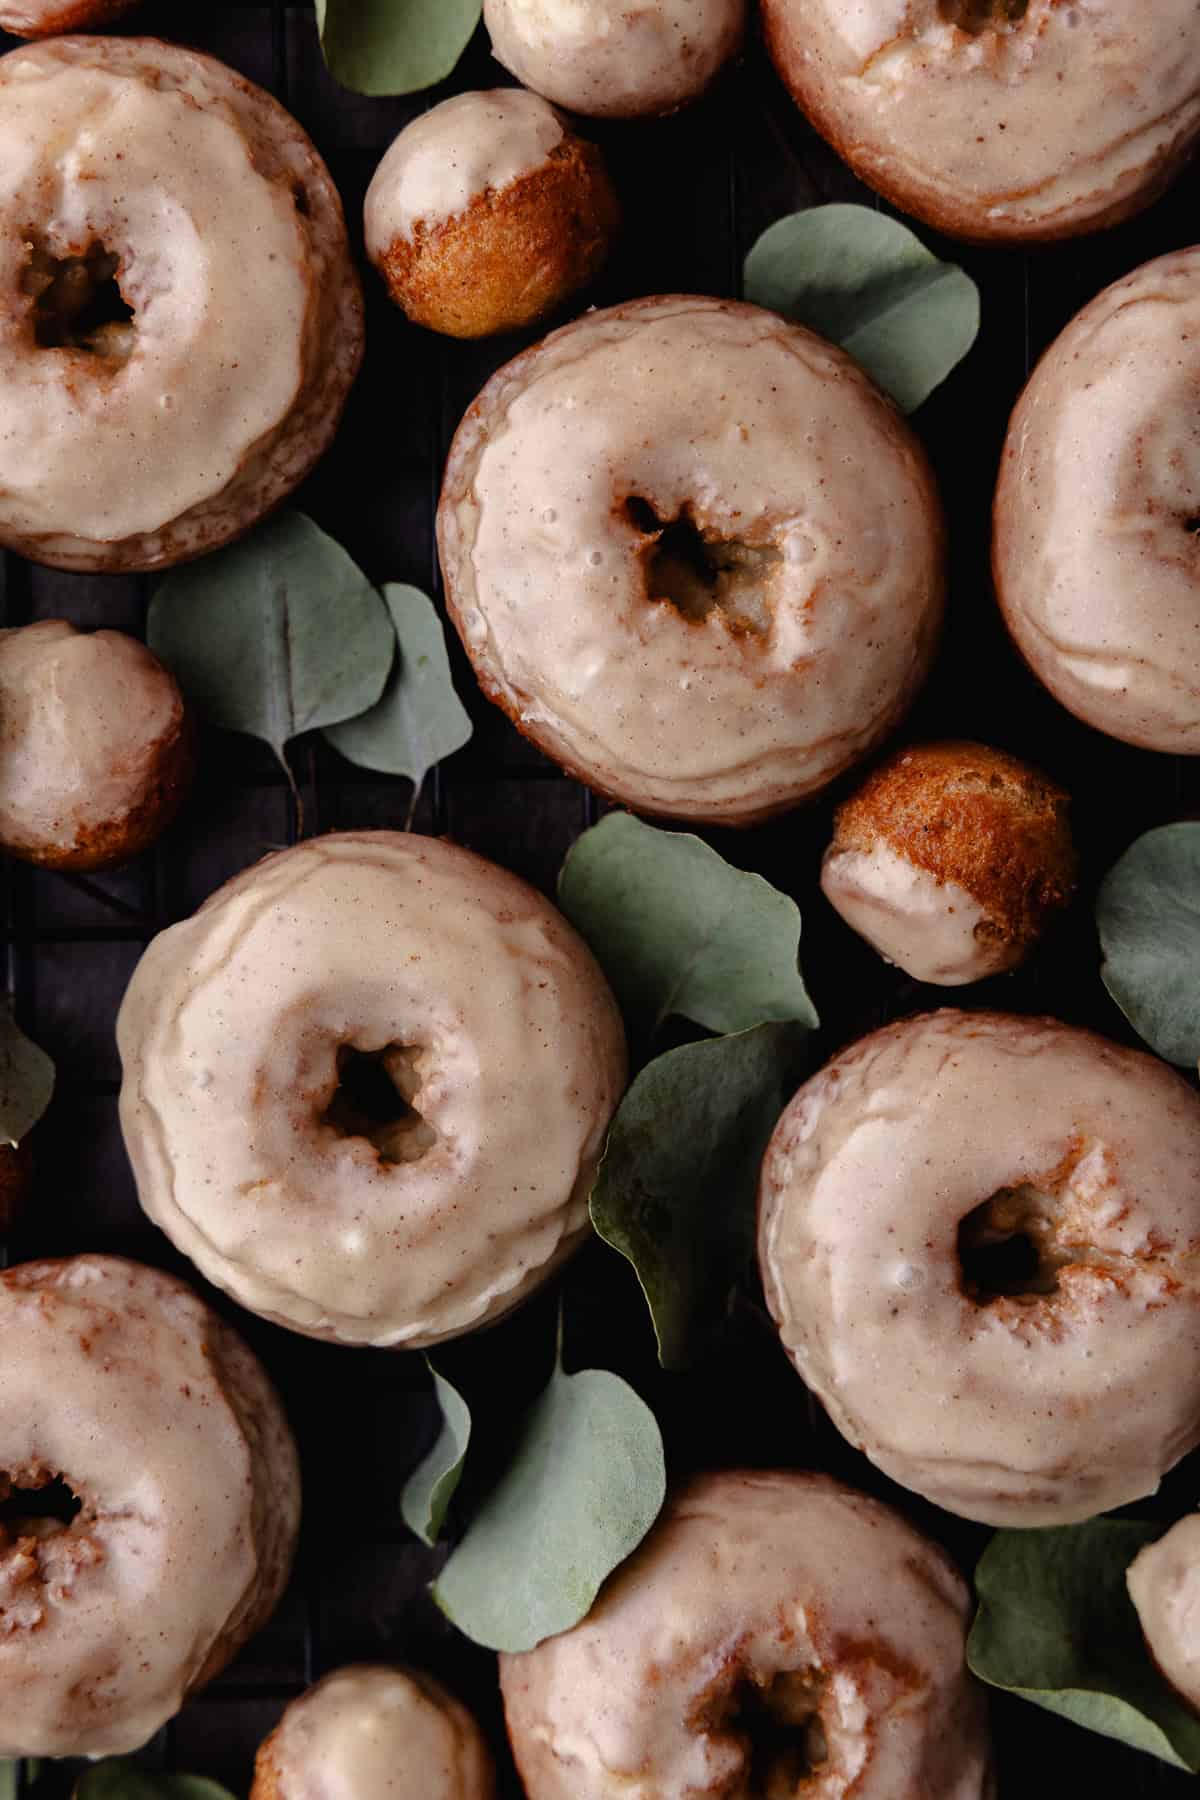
[23,237,136,363]
[939,0,1029,29]
[323,1043,438,1165]
[625,496,779,636]
[732,1669,830,1795]
[958,1185,1070,1303]
[0,1470,82,1545]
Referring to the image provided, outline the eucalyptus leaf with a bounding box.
[315,0,481,96]
[558,814,818,1054]
[591,1023,808,1368]
[400,1360,472,1547]
[1096,823,1200,1066]
[969,1522,1200,1771]
[148,512,393,789]
[324,584,472,813]
[432,1350,665,1652]
[743,204,980,413]
[74,1765,236,1800]
[0,1010,54,1147]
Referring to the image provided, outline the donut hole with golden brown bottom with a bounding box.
[23,236,135,363]
[321,1043,438,1166]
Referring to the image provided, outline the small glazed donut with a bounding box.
[995,249,1200,752]
[483,0,745,119]
[0,36,362,572]
[0,620,193,869]
[759,1011,1200,1526]
[821,741,1077,985]
[438,296,945,824]
[0,0,135,34]
[365,89,619,340]
[117,831,627,1349]
[762,2,1200,243]
[0,1255,299,1756]
[501,1469,994,1798]
[252,1666,496,1800]
[1128,1517,1200,1711]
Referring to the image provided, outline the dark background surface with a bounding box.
[2,2,1197,1793]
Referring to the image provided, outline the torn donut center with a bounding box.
[729,1669,830,1795]
[23,237,136,363]
[939,0,1029,29]
[625,496,779,636]
[322,1043,438,1165]
[957,1184,1070,1303]
[0,1470,83,1547]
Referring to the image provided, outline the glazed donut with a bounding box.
[483,0,746,119]
[500,1469,994,1798]
[438,296,945,824]
[995,248,1200,753]
[759,1010,1200,1526]
[252,1666,496,1800]
[117,831,627,1349]
[1127,1517,1200,1711]
[365,90,619,340]
[0,620,193,869]
[0,1255,299,1756]
[820,741,1077,985]
[762,2,1200,243]
[0,36,362,572]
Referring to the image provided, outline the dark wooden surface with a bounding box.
[2,4,1197,1794]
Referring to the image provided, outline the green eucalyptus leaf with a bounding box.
[401,1359,472,1547]
[1096,823,1200,1066]
[324,584,472,808]
[0,1009,54,1147]
[147,512,394,785]
[0,1767,15,1800]
[591,1022,808,1368]
[558,814,818,1054]
[969,1522,1200,1772]
[432,1352,665,1652]
[74,1764,237,1800]
[743,204,980,413]
[315,0,481,96]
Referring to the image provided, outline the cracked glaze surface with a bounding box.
[437,296,944,824]
[116,831,627,1349]
[995,247,1200,752]
[759,1010,1200,1526]
[0,1256,299,1756]
[1127,1516,1200,1711]
[763,0,1200,242]
[501,1470,994,1799]
[256,1665,496,1800]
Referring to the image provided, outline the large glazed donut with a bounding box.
[501,1469,994,1798]
[0,36,362,571]
[0,1255,299,1756]
[0,1,136,34]
[759,1010,1200,1526]
[994,248,1200,753]
[252,1666,496,1800]
[762,2,1200,244]
[117,831,627,1349]
[438,296,945,825]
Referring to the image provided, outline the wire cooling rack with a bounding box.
[2,4,1197,1794]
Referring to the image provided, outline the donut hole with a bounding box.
[0,1469,83,1545]
[719,1668,830,1795]
[939,0,1029,29]
[322,1043,438,1165]
[957,1185,1071,1304]
[624,496,780,637]
[22,237,136,363]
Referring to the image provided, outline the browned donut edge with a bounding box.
[0,0,137,36]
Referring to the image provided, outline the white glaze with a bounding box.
[759,1010,1200,1526]
[821,840,1001,985]
[438,297,944,823]
[266,1666,495,1800]
[996,248,1200,751]
[1128,1517,1200,1711]
[0,42,309,544]
[501,1470,994,1799]
[365,90,564,255]
[116,832,626,1349]
[0,1256,298,1756]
